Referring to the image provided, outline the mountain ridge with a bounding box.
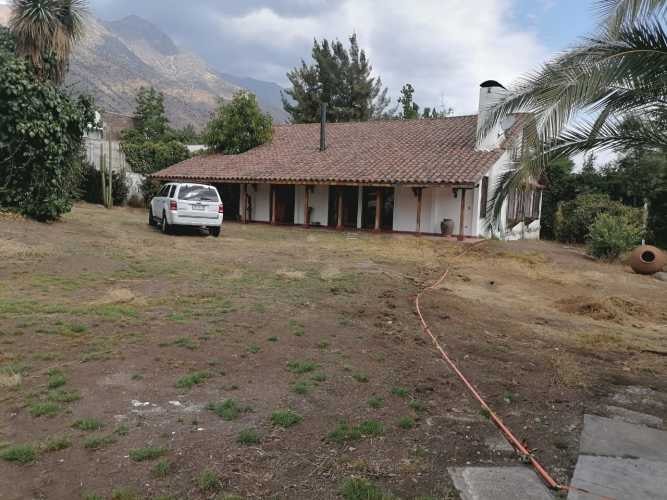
[0,7,288,128]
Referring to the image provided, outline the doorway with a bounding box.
[328,186,359,228]
[361,187,394,230]
[271,185,295,225]
[215,183,240,221]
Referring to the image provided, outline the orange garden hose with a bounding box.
[413,242,613,499]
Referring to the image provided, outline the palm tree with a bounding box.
[9,0,88,83]
[480,0,667,230]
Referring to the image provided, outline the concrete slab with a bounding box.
[605,405,663,428]
[568,455,667,500]
[580,414,667,462]
[448,466,554,500]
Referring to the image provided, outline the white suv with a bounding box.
[149,183,223,236]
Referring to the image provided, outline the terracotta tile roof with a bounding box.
[152,114,514,185]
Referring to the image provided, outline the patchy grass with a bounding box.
[293,380,311,395]
[328,420,384,443]
[0,444,36,464]
[353,372,369,383]
[83,435,116,450]
[398,417,415,430]
[341,477,392,500]
[47,369,66,389]
[289,319,305,337]
[312,372,327,382]
[237,428,260,445]
[391,387,409,398]
[110,488,139,500]
[72,418,104,431]
[42,435,71,452]
[114,424,130,436]
[271,410,303,428]
[129,447,167,462]
[368,396,384,409]
[207,399,250,421]
[175,371,210,389]
[247,344,260,354]
[408,399,427,413]
[197,469,222,493]
[29,401,61,417]
[173,337,198,350]
[48,388,80,403]
[286,360,317,374]
[152,459,173,478]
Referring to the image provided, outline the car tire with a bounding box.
[209,226,221,237]
[148,208,156,226]
[161,211,171,234]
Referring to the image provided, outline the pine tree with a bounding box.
[282,34,389,123]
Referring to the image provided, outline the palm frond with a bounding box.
[596,0,667,32]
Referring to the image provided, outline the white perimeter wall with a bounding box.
[249,183,271,222]
[294,185,329,226]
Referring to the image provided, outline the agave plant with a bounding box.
[9,0,88,83]
[480,0,667,230]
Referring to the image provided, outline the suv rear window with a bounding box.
[177,185,219,202]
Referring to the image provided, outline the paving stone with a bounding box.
[568,455,667,500]
[605,405,663,428]
[579,414,667,462]
[448,466,554,500]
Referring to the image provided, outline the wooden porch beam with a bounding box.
[458,188,466,241]
[241,183,247,223]
[415,187,423,235]
[271,185,277,225]
[336,189,343,230]
[304,185,310,227]
[374,189,382,232]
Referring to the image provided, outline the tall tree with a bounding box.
[130,86,168,140]
[398,83,420,119]
[282,34,390,123]
[479,0,667,230]
[9,0,88,83]
[204,91,273,154]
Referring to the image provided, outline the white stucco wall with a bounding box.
[392,186,419,232]
[294,185,329,226]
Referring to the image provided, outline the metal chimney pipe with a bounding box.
[320,102,327,152]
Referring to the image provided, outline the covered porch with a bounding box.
[217,181,478,239]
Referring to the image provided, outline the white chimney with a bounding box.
[476,80,509,151]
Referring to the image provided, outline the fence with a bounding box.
[83,138,144,201]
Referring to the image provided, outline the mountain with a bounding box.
[0,8,288,128]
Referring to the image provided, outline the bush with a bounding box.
[555,193,644,244]
[140,176,164,205]
[588,212,644,260]
[78,163,128,206]
[0,28,93,220]
[121,136,189,175]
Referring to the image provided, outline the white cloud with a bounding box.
[211,0,547,114]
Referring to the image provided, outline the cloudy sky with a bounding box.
[81,0,599,115]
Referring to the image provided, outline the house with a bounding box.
[152,81,542,240]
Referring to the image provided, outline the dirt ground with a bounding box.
[1,204,666,500]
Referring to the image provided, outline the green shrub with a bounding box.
[129,446,166,461]
[0,444,36,464]
[0,30,93,221]
[237,428,260,445]
[554,193,643,244]
[340,477,392,500]
[77,162,128,206]
[270,410,303,428]
[588,212,644,260]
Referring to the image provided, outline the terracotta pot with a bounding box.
[629,245,667,275]
[441,219,454,236]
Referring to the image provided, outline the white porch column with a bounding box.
[356,186,363,229]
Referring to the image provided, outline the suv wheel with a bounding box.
[148,208,156,226]
[161,212,171,234]
[209,226,221,237]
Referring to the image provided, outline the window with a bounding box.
[169,185,177,197]
[506,189,541,227]
[177,185,219,202]
[158,185,169,197]
[480,176,489,218]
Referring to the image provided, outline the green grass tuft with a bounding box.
[48,388,80,403]
[207,399,250,421]
[247,344,260,354]
[390,387,408,398]
[173,337,198,350]
[368,396,384,409]
[293,380,310,395]
[196,469,222,492]
[270,410,303,428]
[286,360,317,374]
[0,444,36,464]
[152,459,172,478]
[267,336,278,342]
[29,401,61,417]
[72,418,104,431]
[328,423,362,443]
[237,428,260,445]
[340,477,392,500]
[43,435,71,452]
[83,435,116,450]
[398,417,415,430]
[312,372,327,382]
[175,371,210,389]
[352,372,369,383]
[47,369,66,389]
[114,424,130,436]
[129,446,167,461]
[409,400,427,413]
